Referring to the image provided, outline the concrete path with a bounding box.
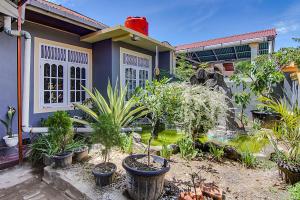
[0,163,71,200]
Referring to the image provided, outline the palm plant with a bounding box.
[74,81,148,128]
[0,106,16,138]
[258,96,300,162]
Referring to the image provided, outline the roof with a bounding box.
[176,28,277,51]
[0,0,18,19]
[81,25,174,52]
[26,0,109,30]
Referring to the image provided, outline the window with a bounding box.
[38,42,90,112]
[120,48,152,99]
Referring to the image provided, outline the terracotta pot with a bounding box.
[73,146,88,162]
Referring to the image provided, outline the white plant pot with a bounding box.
[3,135,18,147]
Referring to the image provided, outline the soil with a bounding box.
[126,156,164,171]
[55,149,289,200]
[93,162,116,174]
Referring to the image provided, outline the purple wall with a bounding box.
[0,31,18,143]
[92,39,113,94]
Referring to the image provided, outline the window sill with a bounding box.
[34,105,76,114]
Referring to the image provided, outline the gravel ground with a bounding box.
[56,149,289,200]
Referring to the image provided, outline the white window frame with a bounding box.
[34,37,92,113]
[120,47,152,94]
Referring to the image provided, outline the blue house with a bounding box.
[0,0,175,144]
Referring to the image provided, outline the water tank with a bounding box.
[125,17,148,36]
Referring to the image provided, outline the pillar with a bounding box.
[249,43,259,62]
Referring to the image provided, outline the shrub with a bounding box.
[209,144,224,161]
[241,150,257,168]
[121,133,133,154]
[259,97,300,163]
[92,114,122,162]
[160,141,172,160]
[180,84,228,140]
[29,134,59,165]
[288,182,300,200]
[177,137,198,160]
[45,111,73,153]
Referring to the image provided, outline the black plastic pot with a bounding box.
[43,153,53,166]
[92,162,116,187]
[251,110,281,128]
[73,146,89,162]
[277,160,300,184]
[52,151,73,168]
[122,154,170,200]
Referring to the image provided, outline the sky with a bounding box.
[49,0,300,50]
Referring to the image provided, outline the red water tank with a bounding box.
[125,17,148,36]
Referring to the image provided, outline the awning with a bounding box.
[0,0,18,19]
[81,25,174,52]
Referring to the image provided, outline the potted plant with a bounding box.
[71,141,89,162]
[1,106,18,147]
[259,96,300,184]
[74,81,147,187]
[231,57,284,126]
[122,79,183,200]
[91,114,121,186]
[29,133,58,166]
[45,111,74,168]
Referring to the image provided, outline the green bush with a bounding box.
[92,114,122,162]
[45,111,73,153]
[160,142,172,160]
[177,137,198,160]
[288,182,300,200]
[209,144,224,161]
[241,150,257,168]
[29,134,59,165]
[121,133,133,154]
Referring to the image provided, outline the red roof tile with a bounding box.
[33,0,108,28]
[176,29,277,51]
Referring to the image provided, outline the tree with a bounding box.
[230,61,252,129]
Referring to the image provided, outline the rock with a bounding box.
[195,141,242,161]
[132,132,141,143]
[168,144,180,154]
[223,145,241,161]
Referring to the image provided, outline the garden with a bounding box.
[6,43,299,200]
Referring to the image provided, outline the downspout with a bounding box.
[3,16,32,134]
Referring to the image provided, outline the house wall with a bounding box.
[0,30,18,144]
[0,21,92,140]
[111,41,156,86]
[92,39,112,95]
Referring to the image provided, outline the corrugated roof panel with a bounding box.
[215,47,235,55]
[199,55,217,62]
[235,45,251,52]
[197,50,214,57]
[176,28,276,51]
[237,52,251,58]
[217,54,236,60]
